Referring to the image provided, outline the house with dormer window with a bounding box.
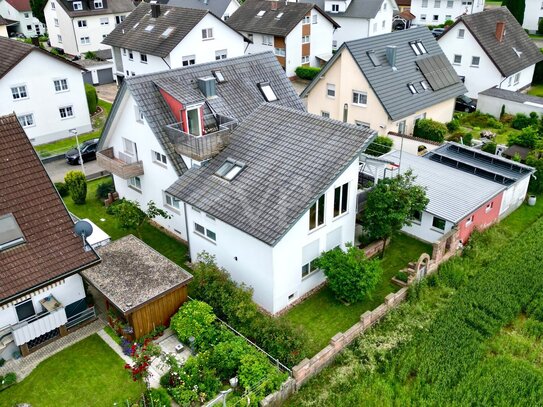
[302,27,466,136]
[0,0,44,38]
[438,7,543,98]
[409,0,484,26]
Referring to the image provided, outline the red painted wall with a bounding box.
[158,88,184,123]
[458,192,504,243]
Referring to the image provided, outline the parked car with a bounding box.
[431,28,445,38]
[65,139,99,164]
[455,95,477,112]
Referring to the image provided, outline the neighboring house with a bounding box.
[0,37,92,145]
[301,27,466,137]
[102,3,247,83]
[0,113,100,360]
[409,0,484,26]
[438,7,543,98]
[167,103,375,314]
[76,49,115,85]
[522,0,543,33]
[0,15,12,36]
[298,0,397,48]
[96,52,305,242]
[0,0,44,37]
[44,0,135,56]
[159,0,240,21]
[477,86,543,118]
[396,0,411,12]
[226,0,339,77]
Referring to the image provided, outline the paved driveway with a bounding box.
[44,158,106,183]
[96,83,119,104]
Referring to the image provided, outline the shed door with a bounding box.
[97,68,114,84]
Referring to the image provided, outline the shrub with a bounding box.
[64,170,87,205]
[238,352,287,403]
[508,126,540,148]
[481,142,497,154]
[448,131,473,146]
[459,111,502,129]
[526,153,543,194]
[500,113,515,124]
[511,112,539,130]
[315,245,383,304]
[443,19,454,26]
[413,118,447,142]
[2,372,16,386]
[437,259,468,289]
[84,50,98,60]
[395,271,409,283]
[95,179,115,200]
[54,181,69,197]
[142,388,171,407]
[208,336,250,380]
[446,119,460,132]
[85,83,98,114]
[170,300,218,351]
[0,359,4,368]
[366,136,393,157]
[295,66,321,80]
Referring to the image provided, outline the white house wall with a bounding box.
[222,0,240,20]
[410,0,484,26]
[0,0,44,37]
[0,50,92,144]
[523,1,543,33]
[402,210,454,243]
[477,93,543,118]
[499,176,530,217]
[388,134,440,155]
[45,0,78,55]
[332,17,370,46]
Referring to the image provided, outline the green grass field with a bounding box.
[528,84,543,98]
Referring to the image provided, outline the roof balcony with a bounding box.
[97,147,144,180]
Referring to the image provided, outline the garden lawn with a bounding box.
[282,234,431,356]
[528,84,543,98]
[0,334,144,407]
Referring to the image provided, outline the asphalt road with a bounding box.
[44,158,105,183]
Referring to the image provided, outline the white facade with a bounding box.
[402,209,454,243]
[477,92,543,118]
[523,0,543,33]
[185,158,360,314]
[44,0,130,55]
[438,22,536,98]
[0,48,92,144]
[113,13,246,79]
[222,0,240,20]
[410,0,484,26]
[0,0,44,37]
[499,175,530,217]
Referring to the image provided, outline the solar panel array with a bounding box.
[416,54,460,91]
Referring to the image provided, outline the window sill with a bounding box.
[152,160,167,168]
[128,185,142,193]
[55,89,70,94]
[352,103,367,108]
[202,38,215,41]
[164,204,180,215]
[13,97,29,102]
[21,124,36,129]
[140,61,148,64]
[333,211,349,221]
[326,95,336,99]
[194,230,217,244]
[411,220,421,226]
[60,116,75,121]
[453,63,461,66]
[302,269,321,281]
[308,223,326,234]
[470,65,479,68]
[430,227,445,234]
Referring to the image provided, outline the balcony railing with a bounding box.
[97,147,144,180]
[11,308,67,346]
[165,114,237,162]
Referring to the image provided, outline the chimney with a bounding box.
[496,21,505,42]
[271,1,278,10]
[151,3,160,18]
[198,77,216,98]
[386,45,397,70]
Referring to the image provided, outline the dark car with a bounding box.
[65,138,99,165]
[431,28,445,38]
[455,95,477,112]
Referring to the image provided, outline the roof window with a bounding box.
[275,12,284,19]
[213,70,225,83]
[257,10,266,17]
[161,27,174,38]
[164,9,171,15]
[133,22,140,29]
[367,50,381,66]
[258,81,278,102]
[421,80,429,90]
[145,25,155,32]
[408,83,417,94]
[409,40,427,56]
[0,214,25,252]
[215,159,245,181]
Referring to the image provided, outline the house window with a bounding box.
[51,1,55,9]
[373,22,377,32]
[327,83,335,97]
[321,111,330,118]
[152,150,167,165]
[215,49,227,60]
[453,54,462,64]
[94,0,103,8]
[103,34,107,40]
[135,106,144,122]
[421,14,427,21]
[54,18,59,26]
[409,40,427,55]
[355,120,370,128]
[301,239,320,278]
[309,194,325,230]
[140,53,148,63]
[26,24,32,31]
[18,113,34,127]
[331,4,339,12]
[398,120,406,134]
[433,15,439,21]
[485,202,494,212]
[412,210,422,223]
[262,35,273,45]
[123,138,137,157]
[128,51,133,60]
[57,34,62,43]
[213,70,225,82]
[408,83,417,94]
[202,28,213,39]
[514,72,520,84]
[432,216,446,231]
[471,56,480,67]
[194,222,216,241]
[73,1,82,10]
[458,28,465,38]
[383,2,387,9]
[301,55,310,64]
[116,15,125,24]
[131,71,135,76]
[333,183,349,217]
[11,85,28,100]
[333,40,338,49]
[54,79,69,92]
[256,10,266,17]
[15,299,35,322]
[466,215,474,225]
[445,14,452,20]
[312,14,317,23]
[77,20,87,28]
[128,176,141,191]
[303,15,311,23]
[258,81,278,102]
[434,0,440,7]
[382,20,385,28]
[302,35,310,43]
[182,55,196,66]
[59,106,74,119]
[144,24,154,32]
[508,76,512,86]
[100,17,109,25]
[352,90,367,106]
[274,47,286,56]
[215,159,245,180]
[164,192,180,210]
[80,36,90,45]
[447,0,453,6]
[421,0,428,7]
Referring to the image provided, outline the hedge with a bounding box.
[366,136,393,157]
[295,66,321,80]
[413,118,447,142]
[85,83,98,114]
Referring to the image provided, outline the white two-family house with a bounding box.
[0,0,44,38]
[409,0,484,26]
[163,0,240,21]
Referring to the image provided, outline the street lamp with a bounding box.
[70,129,85,176]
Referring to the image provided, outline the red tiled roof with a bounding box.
[6,0,31,11]
[0,114,100,304]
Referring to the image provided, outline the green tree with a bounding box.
[315,244,383,303]
[526,151,543,193]
[502,0,525,25]
[85,83,98,114]
[30,0,47,24]
[110,199,171,237]
[64,171,87,205]
[508,126,540,149]
[361,170,429,256]
[170,300,217,351]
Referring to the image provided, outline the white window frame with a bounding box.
[471,56,480,67]
[54,78,69,92]
[312,14,317,23]
[301,55,309,64]
[135,106,144,123]
[73,1,82,10]
[194,222,216,242]
[57,34,62,43]
[485,202,494,213]
[321,111,330,118]
[51,1,55,9]
[327,83,336,98]
[432,14,439,21]
[202,28,213,40]
[11,85,28,100]
[262,35,273,46]
[128,176,141,191]
[331,4,339,12]
[59,105,74,119]
[182,55,196,66]
[309,194,325,231]
[302,35,310,43]
[128,50,133,60]
[94,0,103,8]
[18,113,34,128]
[303,15,311,23]
[421,0,428,7]
[164,192,180,211]
[80,36,90,45]
[274,47,286,56]
[215,49,227,60]
[77,20,87,28]
[333,182,349,218]
[421,14,427,21]
[453,54,462,65]
[514,72,520,85]
[100,17,109,25]
[458,28,465,38]
[447,0,453,7]
[54,18,59,27]
[432,216,446,231]
[352,90,367,106]
[140,53,148,63]
[152,150,167,166]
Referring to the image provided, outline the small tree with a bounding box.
[315,244,383,304]
[64,170,87,205]
[85,83,98,114]
[361,170,429,257]
[110,199,170,237]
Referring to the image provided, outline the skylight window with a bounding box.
[145,25,155,32]
[0,214,25,251]
[215,159,245,181]
[409,40,427,56]
[133,22,140,29]
[275,12,284,19]
[408,83,418,94]
[367,50,381,66]
[257,10,266,17]
[213,70,225,83]
[164,9,171,15]
[258,81,278,102]
[421,80,429,90]
[161,27,175,38]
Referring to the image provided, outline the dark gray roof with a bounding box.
[299,0,389,19]
[442,7,543,77]
[226,0,338,37]
[302,27,466,121]
[57,0,134,18]
[167,104,376,246]
[158,0,235,17]
[479,86,543,105]
[103,3,213,58]
[99,52,305,176]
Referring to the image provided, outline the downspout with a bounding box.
[71,19,78,55]
[162,57,171,70]
[183,202,192,262]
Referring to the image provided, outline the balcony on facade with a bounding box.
[165,113,237,162]
[97,146,145,179]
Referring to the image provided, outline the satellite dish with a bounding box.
[74,220,93,251]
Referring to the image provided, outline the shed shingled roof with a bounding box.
[167,103,376,246]
[0,114,100,304]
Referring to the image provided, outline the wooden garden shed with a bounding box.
[82,235,192,339]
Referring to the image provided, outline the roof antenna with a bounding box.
[74,220,93,252]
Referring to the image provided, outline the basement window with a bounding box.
[258,81,278,102]
[0,214,25,251]
[215,159,245,181]
[161,27,174,38]
[213,70,225,83]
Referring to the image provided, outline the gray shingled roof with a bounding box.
[102,3,212,57]
[99,51,305,176]
[57,0,134,18]
[167,103,376,246]
[299,0,391,19]
[227,0,338,37]
[479,86,543,105]
[158,0,235,17]
[442,7,543,77]
[302,27,466,121]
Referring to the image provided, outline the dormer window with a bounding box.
[331,4,339,12]
[73,2,82,11]
[213,70,225,83]
[94,0,103,8]
[0,214,25,251]
[257,10,266,17]
[408,83,418,94]
[215,159,245,181]
[258,81,278,102]
[161,27,174,38]
[409,40,427,56]
[145,24,154,32]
